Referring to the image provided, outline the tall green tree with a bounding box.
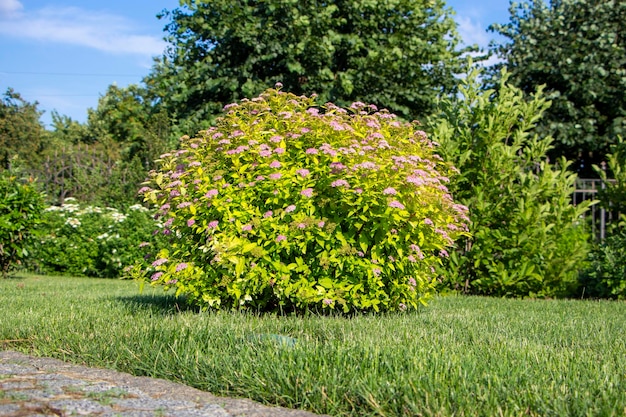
[48,111,91,145]
[87,84,171,168]
[0,89,46,170]
[489,0,626,174]
[146,0,468,135]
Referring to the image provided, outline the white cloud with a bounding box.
[454,14,504,67]
[0,0,23,16]
[0,5,165,57]
[455,15,490,50]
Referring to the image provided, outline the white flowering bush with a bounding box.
[28,199,164,278]
[131,87,469,312]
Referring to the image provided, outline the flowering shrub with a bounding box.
[0,172,45,277]
[131,87,469,312]
[28,199,164,278]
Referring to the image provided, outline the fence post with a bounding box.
[600,162,606,240]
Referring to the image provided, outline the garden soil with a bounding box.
[0,350,327,417]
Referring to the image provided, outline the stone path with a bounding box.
[0,351,326,417]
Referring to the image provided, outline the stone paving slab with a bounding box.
[0,351,327,417]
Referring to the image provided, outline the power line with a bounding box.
[35,94,101,97]
[0,70,144,77]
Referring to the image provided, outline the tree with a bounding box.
[0,89,46,170]
[146,0,468,135]
[489,0,626,174]
[87,84,172,169]
[48,111,91,145]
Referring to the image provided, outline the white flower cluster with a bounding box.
[44,201,131,223]
[80,205,104,214]
[65,218,81,228]
[108,211,127,223]
[129,204,149,212]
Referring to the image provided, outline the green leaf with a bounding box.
[242,242,257,253]
[318,278,334,289]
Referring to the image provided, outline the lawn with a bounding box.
[1,275,625,416]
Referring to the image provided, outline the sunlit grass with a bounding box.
[1,275,625,416]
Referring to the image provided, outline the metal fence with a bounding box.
[573,178,619,240]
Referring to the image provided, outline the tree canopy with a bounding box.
[145,0,468,134]
[489,0,626,173]
[0,89,46,170]
[87,84,172,168]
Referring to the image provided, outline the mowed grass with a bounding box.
[1,275,625,416]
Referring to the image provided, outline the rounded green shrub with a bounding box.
[131,88,469,312]
[28,199,164,278]
[0,173,45,277]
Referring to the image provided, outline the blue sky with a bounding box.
[0,0,512,127]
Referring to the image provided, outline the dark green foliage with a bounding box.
[0,89,46,170]
[48,111,92,145]
[0,172,45,277]
[490,0,626,172]
[87,84,173,169]
[580,138,626,299]
[580,224,626,299]
[146,0,467,135]
[429,68,592,297]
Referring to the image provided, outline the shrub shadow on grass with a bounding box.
[113,293,198,316]
[4,274,27,281]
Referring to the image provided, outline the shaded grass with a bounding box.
[1,274,625,416]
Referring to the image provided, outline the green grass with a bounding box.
[1,275,625,416]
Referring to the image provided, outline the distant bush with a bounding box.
[28,200,164,278]
[579,219,626,299]
[581,138,626,299]
[129,87,469,312]
[429,68,592,298]
[0,172,45,277]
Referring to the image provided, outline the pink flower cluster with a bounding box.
[331,179,350,188]
[152,258,168,267]
[388,200,405,209]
